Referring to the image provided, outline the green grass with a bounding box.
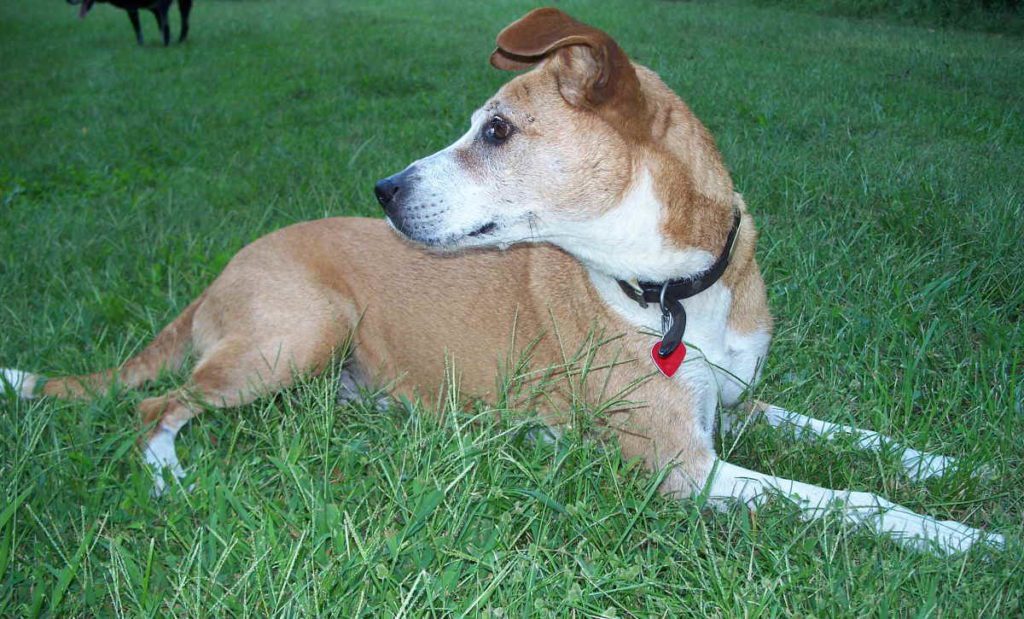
[750,0,1024,35]
[1,0,1022,615]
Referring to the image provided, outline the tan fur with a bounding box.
[723,196,773,335]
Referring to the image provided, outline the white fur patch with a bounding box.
[551,171,714,281]
[719,329,772,408]
[145,426,186,497]
[1,368,38,399]
[707,460,1002,554]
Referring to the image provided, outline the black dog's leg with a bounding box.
[178,0,193,43]
[127,9,144,45]
[151,4,170,46]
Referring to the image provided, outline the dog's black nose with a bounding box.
[374,176,402,209]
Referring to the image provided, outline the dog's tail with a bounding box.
[2,296,203,400]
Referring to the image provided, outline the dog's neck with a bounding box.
[546,171,718,281]
[541,169,739,332]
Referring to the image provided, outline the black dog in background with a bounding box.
[68,0,193,46]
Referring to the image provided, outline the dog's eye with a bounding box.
[483,116,513,145]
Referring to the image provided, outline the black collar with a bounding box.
[616,206,742,310]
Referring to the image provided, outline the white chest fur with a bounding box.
[588,271,770,431]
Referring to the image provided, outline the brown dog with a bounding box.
[2,8,1001,554]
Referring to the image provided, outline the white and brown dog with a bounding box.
[1,8,1003,554]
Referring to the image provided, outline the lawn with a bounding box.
[1,0,1022,615]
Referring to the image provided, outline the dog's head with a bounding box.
[376,8,734,279]
[67,0,98,19]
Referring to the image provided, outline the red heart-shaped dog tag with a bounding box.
[651,341,686,377]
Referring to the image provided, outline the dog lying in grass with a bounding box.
[68,0,192,46]
[2,8,1004,555]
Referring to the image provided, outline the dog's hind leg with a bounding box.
[151,2,171,46]
[141,317,346,495]
[126,9,143,45]
[177,0,192,43]
[723,401,958,482]
[140,268,352,495]
[705,459,1002,554]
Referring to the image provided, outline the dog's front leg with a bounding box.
[704,459,1003,554]
[723,401,960,481]
[608,398,716,499]
[126,9,143,45]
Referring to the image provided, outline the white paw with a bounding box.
[867,501,1003,555]
[145,427,187,497]
[902,452,957,482]
[901,451,998,482]
[918,520,1005,555]
[148,455,190,496]
[525,424,561,445]
[1,368,37,399]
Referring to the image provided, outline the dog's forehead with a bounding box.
[485,67,566,120]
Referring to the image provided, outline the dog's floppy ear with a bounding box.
[490,8,640,109]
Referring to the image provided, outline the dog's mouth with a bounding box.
[425,221,501,249]
[388,218,502,251]
[386,210,533,252]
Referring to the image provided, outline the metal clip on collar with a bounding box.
[658,283,687,359]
